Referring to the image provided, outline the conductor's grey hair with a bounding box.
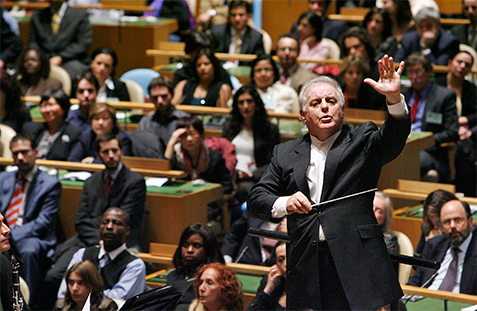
[298,76,346,111]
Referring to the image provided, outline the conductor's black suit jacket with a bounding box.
[248,111,411,310]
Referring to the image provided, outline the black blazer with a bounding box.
[248,112,411,310]
[451,24,477,51]
[22,122,81,161]
[106,79,131,102]
[28,6,92,63]
[210,23,265,56]
[408,226,477,295]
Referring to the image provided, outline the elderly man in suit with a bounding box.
[209,0,264,58]
[28,0,92,79]
[248,54,410,310]
[451,0,477,51]
[402,53,459,183]
[408,200,477,294]
[0,134,61,306]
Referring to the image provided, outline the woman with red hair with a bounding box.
[190,263,243,311]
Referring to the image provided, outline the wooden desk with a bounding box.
[17,17,178,77]
[59,181,223,250]
[378,132,435,190]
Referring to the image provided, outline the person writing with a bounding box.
[248,55,411,310]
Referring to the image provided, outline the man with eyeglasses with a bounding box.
[276,33,318,94]
[66,70,99,131]
[407,199,477,295]
[452,0,477,51]
[137,76,189,158]
[402,53,459,183]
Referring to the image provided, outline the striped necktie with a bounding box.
[5,178,25,229]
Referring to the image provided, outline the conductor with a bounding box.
[248,55,410,310]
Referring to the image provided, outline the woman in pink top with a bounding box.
[297,12,330,71]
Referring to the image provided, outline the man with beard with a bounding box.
[57,208,146,300]
[137,76,189,158]
[407,200,477,294]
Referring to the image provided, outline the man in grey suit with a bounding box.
[28,0,92,79]
[248,55,410,310]
[276,33,318,94]
[402,53,459,183]
[451,0,477,51]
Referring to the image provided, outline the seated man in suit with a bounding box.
[57,207,146,300]
[209,0,265,58]
[0,134,61,306]
[42,132,146,309]
[222,211,286,266]
[28,0,92,79]
[451,0,477,51]
[395,7,460,66]
[276,33,318,94]
[407,199,477,294]
[65,70,99,131]
[137,76,190,158]
[402,53,459,183]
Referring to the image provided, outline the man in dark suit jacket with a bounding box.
[408,200,477,294]
[402,53,459,183]
[451,0,477,51]
[28,0,92,79]
[0,134,61,305]
[0,8,23,70]
[42,132,146,309]
[209,0,264,58]
[248,55,410,310]
[395,7,460,66]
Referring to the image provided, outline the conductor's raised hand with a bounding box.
[286,192,312,214]
[364,54,404,105]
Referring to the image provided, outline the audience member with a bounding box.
[145,0,196,41]
[362,7,393,50]
[222,85,280,222]
[28,0,92,79]
[172,49,231,107]
[222,212,286,266]
[190,263,244,311]
[57,208,146,302]
[0,134,61,306]
[451,0,477,51]
[373,192,398,255]
[247,242,287,311]
[22,89,81,161]
[168,223,225,309]
[296,12,330,71]
[250,55,300,114]
[44,133,146,308]
[18,48,63,97]
[0,74,32,133]
[291,0,349,43]
[407,200,477,294]
[0,8,23,71]
[197,0,252,29]
[415,190,458,256]
[66,70,100,131]
[276,34,318,94]
[172,31,232,88]
[165,116,232,221]
[436,51,477,197]
[377,0,413,59]
[89,47,130,102]
[402,53,459,183]
[54,260,118,311]
[209,0,265,57]
[137,76,190,158]
[67,103,133,163]
[340,28,379,79]
[395,7,460,66]
[338,55,385,110]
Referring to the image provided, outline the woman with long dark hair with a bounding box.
[0,73,31,132]
[361,7,393,50]
[296,11,330,71]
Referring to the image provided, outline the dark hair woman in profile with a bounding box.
[361,7,393,50]
[22,88,81,160]
[168,223,225,310]
[296,11,330,71]
[18,48,62,96]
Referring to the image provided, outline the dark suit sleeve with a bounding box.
[75,176,102,244]
[433,90,459,145]
[12,177,61,242]
[57,9,92,61]
[0,13,23,65]
[110,80,131,102]
[222,213,250,259]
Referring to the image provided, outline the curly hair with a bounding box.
[194,263,244,311]
[339,28,376,62]
[63,260,104,307]
[173,223,225,277]
[18,48,51,80]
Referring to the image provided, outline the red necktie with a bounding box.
[104,176,112,197]
[410,91,421,123]
[281,71,289,84]
[5,178,25,229]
